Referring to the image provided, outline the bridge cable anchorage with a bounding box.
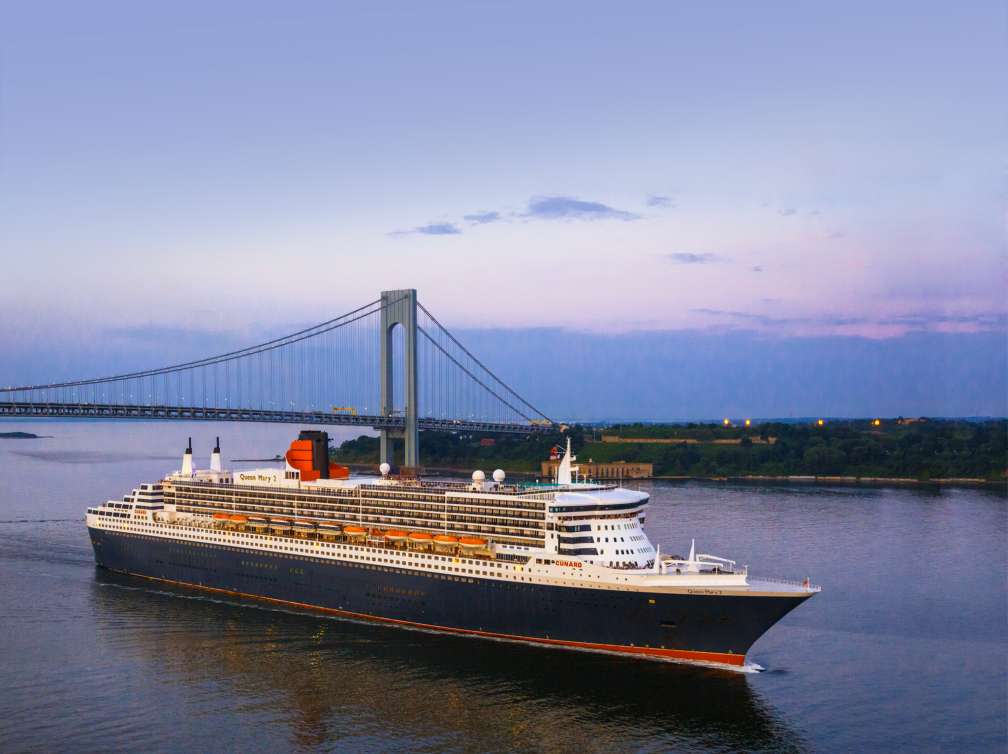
[416,301,554,424]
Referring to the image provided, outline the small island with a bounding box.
[0,431,45,439]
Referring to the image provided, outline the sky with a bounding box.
[1,2,1005,418]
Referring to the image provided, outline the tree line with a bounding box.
[332,419,1007,482]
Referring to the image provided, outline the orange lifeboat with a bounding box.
[385,529,408,542]
[269,518,292,533]
[344,525,366,538]
[318,522,341,539]
[433,534,459,550]
[458,536,487,550]
[212,512,230,521]
[408,531,433,549]
[229,515,248,524]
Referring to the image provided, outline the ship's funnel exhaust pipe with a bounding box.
[181,437,193,476]
[210,436,222,472]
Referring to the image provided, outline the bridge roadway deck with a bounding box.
[0,402,549,434]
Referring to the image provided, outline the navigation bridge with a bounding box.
[0,289,557,465]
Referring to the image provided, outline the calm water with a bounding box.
[0,421,1005,753]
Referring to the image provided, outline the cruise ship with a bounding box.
[86,431,820,668]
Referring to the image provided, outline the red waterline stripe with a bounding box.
[119,570,746,667]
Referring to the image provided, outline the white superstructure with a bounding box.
[84,439,818,597]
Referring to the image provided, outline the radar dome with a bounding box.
[492,469,506,483]
[379,462,391,476]
[471,470,486,483]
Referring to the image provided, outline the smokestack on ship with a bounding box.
[181,437,193,476]
[210,437,222,472]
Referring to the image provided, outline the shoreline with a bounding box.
[335,461,1005,490]
[655,474,1006,490]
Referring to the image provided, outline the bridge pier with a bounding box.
[379,289,419,468]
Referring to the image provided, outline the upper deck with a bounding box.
[86,436,821,597]
[163,468,649,552]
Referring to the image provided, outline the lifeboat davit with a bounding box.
[458,536,487,550]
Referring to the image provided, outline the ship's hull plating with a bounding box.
[88,527,809,667]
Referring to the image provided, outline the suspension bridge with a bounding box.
[0,289,556,466]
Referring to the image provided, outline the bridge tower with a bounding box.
[379,288,419,467]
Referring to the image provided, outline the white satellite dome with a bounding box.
[471,469,486,483]
[492,469,506,483]
[379,462,391,476]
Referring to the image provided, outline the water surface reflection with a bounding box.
[92,571,807,753]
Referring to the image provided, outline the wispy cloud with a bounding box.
[463,211,501,225]
[751,265,763,273]
[691,308,1008,332]
[691,308,793,326]
[646,195,673,208]
[523,196,638,221]
[418,223,461,235]
[879,312,1008,329]
[778,207,798,216]
[391,195,637,236]
[663,252,721,265]
[389,222,462,237]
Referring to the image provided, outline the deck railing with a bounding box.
[749,574,821,591]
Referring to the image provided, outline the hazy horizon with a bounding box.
[3,321,1004,420]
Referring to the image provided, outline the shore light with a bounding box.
[817,419,824,427]
[744,419,751,427]
[723,418,730,426]
[873,419,881,427]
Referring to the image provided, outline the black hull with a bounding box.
[88,527,809,666]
